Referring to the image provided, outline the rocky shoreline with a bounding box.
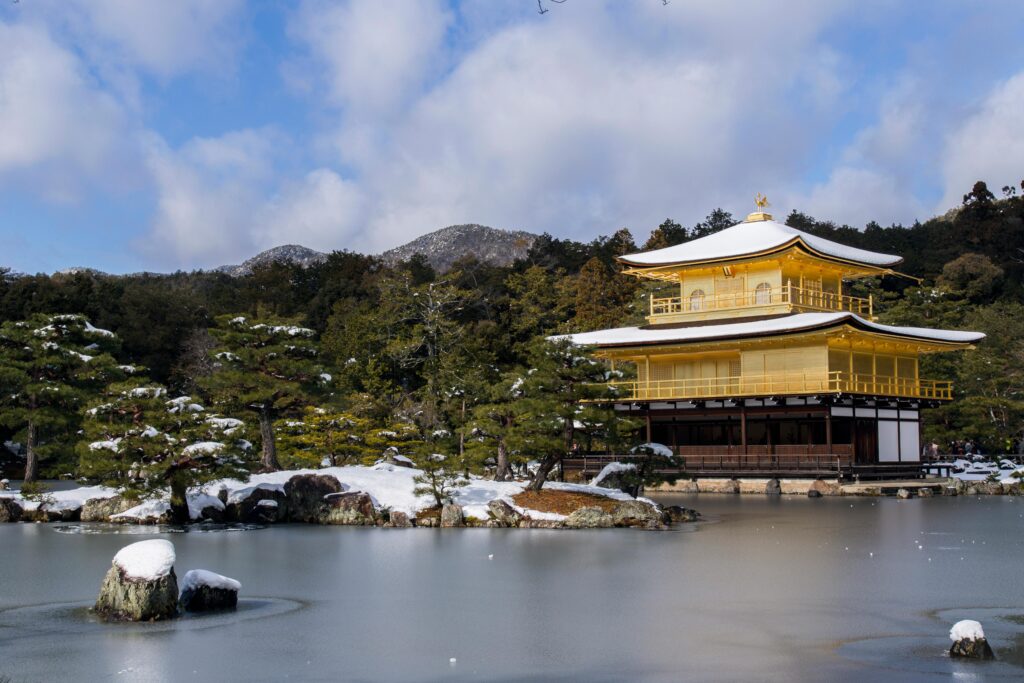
[0,470,698,530]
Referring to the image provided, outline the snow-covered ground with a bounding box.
[0,462,642,523]
[948,458,1024,484]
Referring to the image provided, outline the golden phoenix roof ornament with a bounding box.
[745,193,773,222]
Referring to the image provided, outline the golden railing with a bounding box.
[650,283,873,318]
[604,371,952,401]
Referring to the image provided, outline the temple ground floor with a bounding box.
[568,394,940,481]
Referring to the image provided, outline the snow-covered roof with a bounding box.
[562,312,984,348]
[619,218,902,268]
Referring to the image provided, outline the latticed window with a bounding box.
[689,289,705,310]
[754,282,772,305]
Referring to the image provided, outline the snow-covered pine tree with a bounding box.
[276,407,379,468]
[467,371,524,481]
[201,316,333,471]
[509,337,618,492]
[78,381,251,523]
[0,314,124,482]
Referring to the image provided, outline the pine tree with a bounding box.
[412,452,468,508]
[508,337,618,491]
[79,381,251,523]
[467,371,524,481]
[276,407,379,468]
[200,316,333,471]
[0,314,124,482]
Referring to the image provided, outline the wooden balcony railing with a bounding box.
[650,283,873,318]
[604,371,952,401]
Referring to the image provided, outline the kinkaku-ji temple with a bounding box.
[566,198,985,481]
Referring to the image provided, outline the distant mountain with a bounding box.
[215,244,328,277]
[380,224,537,272]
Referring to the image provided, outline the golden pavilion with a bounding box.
[567,199,984,479]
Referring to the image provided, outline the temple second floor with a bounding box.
[563,312,984,403]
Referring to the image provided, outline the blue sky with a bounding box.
[1,0,1023,274]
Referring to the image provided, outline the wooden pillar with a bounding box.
[645,412,652,443]
[825,408,833,453]
[741,403,748,455]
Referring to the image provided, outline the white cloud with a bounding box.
[939,71,1024,208]
[256,170,366,252]
[340,6,853,251]
[141,130,365,268]
[0,20,139,201]
[60,0,245,78]
[792,167,927,229]
[290,0,451,116]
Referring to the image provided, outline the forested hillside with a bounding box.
[2,180,1023,482]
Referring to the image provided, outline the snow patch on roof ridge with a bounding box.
[620,220,902,268]
[562,312,984,346]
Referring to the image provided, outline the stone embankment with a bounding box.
[0,472,698,530]
[651,476,1023,497]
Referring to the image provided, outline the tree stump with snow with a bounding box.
[178,569,240,613]
[949,620,995,659]
[95,540,178,621]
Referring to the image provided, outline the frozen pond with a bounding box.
[2,494,1024,681]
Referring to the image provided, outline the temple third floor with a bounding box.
[617,214,902,324]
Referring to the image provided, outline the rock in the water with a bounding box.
[487,499,523,527]
[807,489,823,498]
[81,495,138,522]
[440,503,464,528]
[609,500,665,529]
[949,620,995,659]
[0,497,23,523]
[765,478,781,495]
[387,510,412,527]
[321,491,377,525]
[663,505,700,523]
[564,506,613,528]
[417,515,439,528]
[178,569,240,613]
[809,479,841,496]
[0,478,9,491]
[95,540,178,621]
[896,488,912,499]
[284,474,343,523]
[918,487,934,498]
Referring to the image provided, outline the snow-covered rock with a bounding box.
[949,619,995,659]
[95,540,178,621]
[178,569,240,613]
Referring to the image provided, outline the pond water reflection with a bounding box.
[1,494,1023,681]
